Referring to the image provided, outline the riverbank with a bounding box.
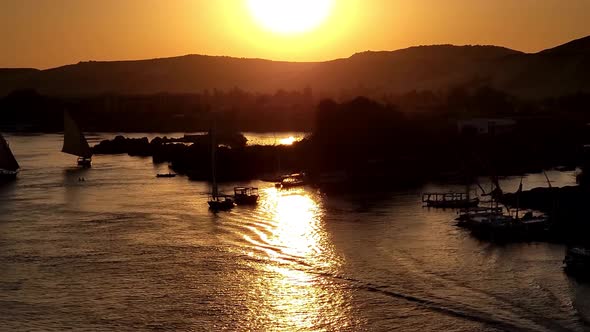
[92,130,585,190]
[93,134,309,182]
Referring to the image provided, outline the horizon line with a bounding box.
[1,34,587,71]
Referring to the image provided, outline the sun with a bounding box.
[247,0,335,35]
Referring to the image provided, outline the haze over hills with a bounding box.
[1,36,589,99]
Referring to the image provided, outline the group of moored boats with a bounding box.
[206,125,263,211]
[423,182,590,280]
[207,186,260,211]
[456,208,549,241]
[206,173,308,211]
[423,179,550,242]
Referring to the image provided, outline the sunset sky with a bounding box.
[2,0,589,69]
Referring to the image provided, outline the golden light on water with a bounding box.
[246,0,335,35]
[247,188,352,329]
[270,191,322,258]
[278,136,296,146]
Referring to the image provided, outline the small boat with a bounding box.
[62,112,93,168]
[564,246,590,278]
[234,187,259,205]
[467,177,550,241]
[276,173,307,189]
[0,133,19,182]
[422,192,479,209]
[208,194,235,211]
[456,207,504,226]
[463,209,549,241]
[156,173,177,178]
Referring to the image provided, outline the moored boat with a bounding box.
[276,173,307,189]
[208,195,236,211]
[456,207,504,227]
[462,209,549,242]
[423,192,479,209]
[207,125,234,211]
[234,187,259,205]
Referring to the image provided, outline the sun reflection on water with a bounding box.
[278,136,297,145]
[268,190,322,258]
[241,187,354,330]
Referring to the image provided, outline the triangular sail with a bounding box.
[62,112,92,158]
[0,134,19,171]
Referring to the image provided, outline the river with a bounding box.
[1,133,589,331]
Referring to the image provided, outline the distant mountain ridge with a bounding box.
[1,36,589,99]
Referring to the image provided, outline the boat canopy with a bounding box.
[62,112,92,158]
[0,134,19,171]
[234,187,259,195]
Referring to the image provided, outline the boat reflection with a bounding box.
[243,187,354,329]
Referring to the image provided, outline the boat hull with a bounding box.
[208,198,235,211]
[0,170,17,182]
[234,195,259,205]
[425,198,480,209]
[156,173,177,178]
[77,158,92,168]
[466,216,549,242]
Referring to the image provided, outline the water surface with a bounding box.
[1,134,589,331]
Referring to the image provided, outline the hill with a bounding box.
[1,36,589,99]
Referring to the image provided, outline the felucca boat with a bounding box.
[0,133,19,181]
[62,112,93,167]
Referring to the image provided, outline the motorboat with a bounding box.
[208,195,235,211]
[276,173,307,189]
[234,187,259,205]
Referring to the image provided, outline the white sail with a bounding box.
[62,112,92,158]
[0,134,19,171]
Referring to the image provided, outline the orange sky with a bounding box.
[1,0,589,69]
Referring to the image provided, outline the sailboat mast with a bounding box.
[210,118,218,198]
